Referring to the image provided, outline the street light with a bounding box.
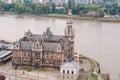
[35,63,39,80]
[15,64,18,80]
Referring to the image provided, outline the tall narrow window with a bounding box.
[37,43,39,49]
[67,70,69,74]
[63,70,65,73]
[71,71,74,74]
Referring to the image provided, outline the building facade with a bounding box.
[12,5,75,69]
[0,51,12,64]
[60,61,80,80]
[118,0,120,6]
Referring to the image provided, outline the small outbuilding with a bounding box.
[60,60,80,80]
[0,51,12,64]
[0,74,6,80]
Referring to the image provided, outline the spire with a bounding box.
[64,0,75,61]
[45,27,53,39]
[65,0,74,37]
[68,0,72,9]
[67,0,72,25]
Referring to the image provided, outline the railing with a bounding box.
[0,71,35,80]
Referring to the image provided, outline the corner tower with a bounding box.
[65,0,75,39]
[64,0,75,60]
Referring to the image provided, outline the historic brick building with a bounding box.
[12,5,75,69]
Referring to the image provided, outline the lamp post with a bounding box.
[15,64,18,80]
[35,63,39,80]
[38,69,39,80]
[47,73,48,80]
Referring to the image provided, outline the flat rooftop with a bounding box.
[0,51,12,58]
[0,43,13,49]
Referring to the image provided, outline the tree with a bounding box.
[35,4,42,15]
[0,2,11,12]
[109,8,116,15]
[29,3,36,14]
[52,3,55,13]
[94,9,104,17]
[0,7,3,13]
[15,3,25,14]
[25,7,32,14]
[43,5,50,14]
[79,11,83,16]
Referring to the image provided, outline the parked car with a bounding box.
[0,74,6,80]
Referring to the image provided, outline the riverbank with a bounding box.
[1,13,120,22]
[97,18,120,22]
[42,14,120,22]
[79,55,109,80]
[41,14,96,20]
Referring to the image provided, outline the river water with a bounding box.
[0,14,120,79]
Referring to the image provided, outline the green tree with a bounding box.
[109,8,116,15]
[0,2,11,12]
[25,7,32,14]
[52,3,55,13]
[35,4,42,15]
[79,11,83,16]
[15,3,25,14]
[94,9,104,17]
[0,7,3,13]
[43,5,50,14]
[84,4,102,11]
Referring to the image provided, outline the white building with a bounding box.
[117,0,120,6]
[60,61,80,80]
[74,0,92,4]
[1,0,12,3]
[74,0,102,4]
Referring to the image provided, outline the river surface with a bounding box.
[0,14,120,79]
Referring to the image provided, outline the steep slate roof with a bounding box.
[18,27,65,51]
[43,42,58,51]
[23,28,63,42]
[0,51,12,58]
[61,61,79,69]
[0,43,13,49]
[32,34,44,41]
[51,35,63,41]
[46,27,52,38]
[20,41,33,50]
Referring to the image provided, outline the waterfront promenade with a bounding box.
[0,58,96,80]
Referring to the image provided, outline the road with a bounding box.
[0,61,61,80]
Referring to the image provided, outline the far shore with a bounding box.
[1,13,120,22]
[41,14,120,22]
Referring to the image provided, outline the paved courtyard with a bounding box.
[0,61,61,80]
[0,59,91,80]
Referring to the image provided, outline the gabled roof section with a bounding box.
[43,42,58,52]
[46,27,53,39]
[61,61,79,69]
[20,41,33,50]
